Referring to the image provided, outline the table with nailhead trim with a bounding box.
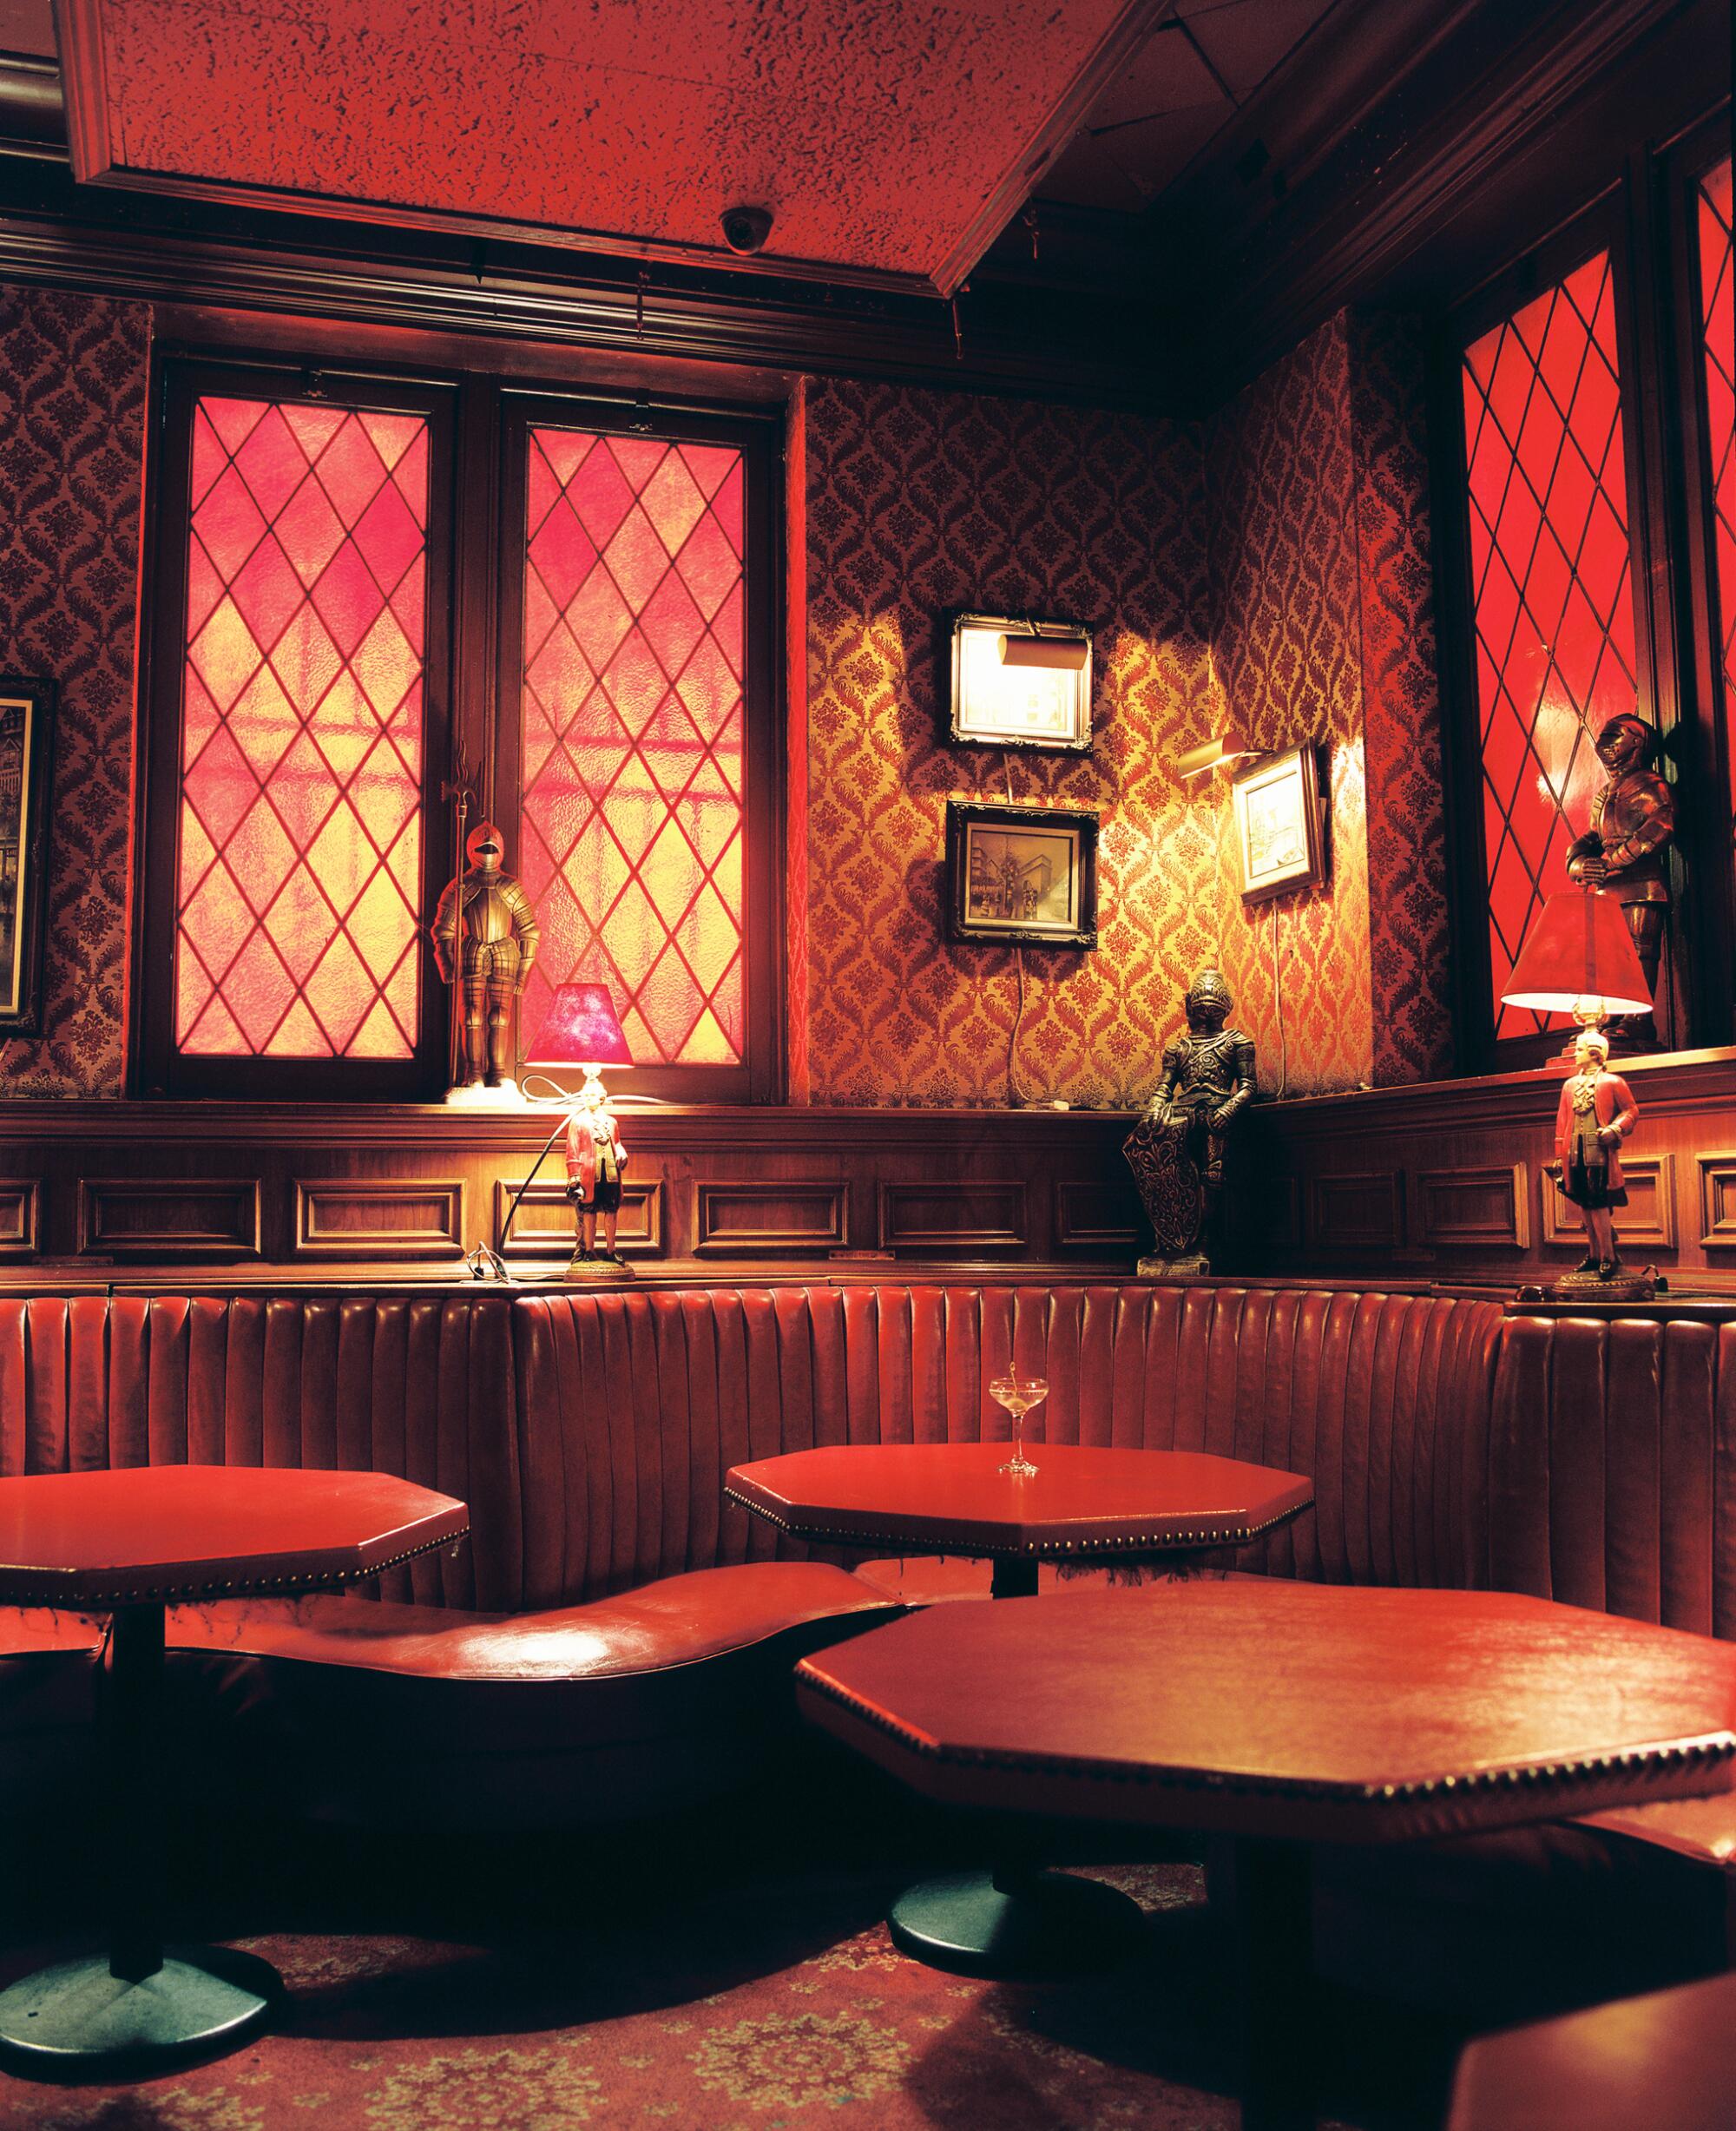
[727,1441,1312,1976]
[0,1464,468,2074]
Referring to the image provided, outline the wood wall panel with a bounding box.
[1416,1164,1529,1250]
[1055,1178,1141,1253]
[878,1181,1027,1252]
[1309,1171,1404,1252]
[1247,1049,1736,1293]
[293,1178,464,1259]
[0,1106,1125,1278]
[495,1178,663,1262]
[78,1177,260,1257]
[694,1182,845,1255]
[1540,1156,1676,1253]
[0,1180,38,1258]
[1700,1156,1736,1251]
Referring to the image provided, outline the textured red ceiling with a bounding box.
[69,0,1146,291]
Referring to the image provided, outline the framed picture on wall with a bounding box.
[1230,744,1325,904]
[0,676,56,1035]
[946,800,1098,948]
[948,613,1094,753]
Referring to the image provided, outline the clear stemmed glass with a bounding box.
[989,1372,1046,1477]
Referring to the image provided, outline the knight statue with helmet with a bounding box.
[1123,966,1257,1277]
[431,820,541,1095]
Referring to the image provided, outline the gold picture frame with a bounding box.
[946,800,1098,948]
[0,677,56,1034]
[948,613,1094,753]
[1230,745,1325,904]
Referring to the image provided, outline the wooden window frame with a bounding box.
[133,355,457,1101]
[134,354,785,1103]
[493,391,783,1105]
[1432,108,1735,1075]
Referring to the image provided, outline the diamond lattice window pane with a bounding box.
[171,395,429,1058]
[520,429,746,1066]
[1461,252,1641,1038]
[1700,161,1735,839]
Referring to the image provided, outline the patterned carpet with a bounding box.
[0,1775,1453,2131]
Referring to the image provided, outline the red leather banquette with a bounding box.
[4,1281,1734,1878]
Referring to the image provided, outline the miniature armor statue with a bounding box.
[430,821,541,1089]
[1123,967,1257,1277]
[563,1082,629,1272]
[1565,714,1674,1009]
[1553,1028,1640,1282]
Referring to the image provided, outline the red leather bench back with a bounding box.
[0,1294,520,1609]
[1490,1316,1736,1637]
[510,1285,1508,1607]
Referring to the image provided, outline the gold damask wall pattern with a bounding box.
[800,378,1220,1108]
[0,285,150,1096]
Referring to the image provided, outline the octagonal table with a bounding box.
[727,1441,1312,1974]
[725,1442,1313,1600]
[0,1465,469,2075]
[795,1579,1736,2130]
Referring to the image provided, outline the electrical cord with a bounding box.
[1270,898,1288,1100]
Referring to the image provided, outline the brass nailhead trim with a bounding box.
[2,1527,470,1610]
[725,1488,1305,1557]
[798,1671,1736,1806]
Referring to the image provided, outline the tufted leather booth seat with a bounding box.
[0,1282,1509,1826]
[10,1283,1736,1865]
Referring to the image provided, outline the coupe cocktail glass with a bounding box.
[989,1372,1046,1477]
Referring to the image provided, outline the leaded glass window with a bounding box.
[171,394,430,1059]
[1460,250,1641,1040]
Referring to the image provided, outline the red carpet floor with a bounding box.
[0,1749,1479,2131]
[0,1864,1266,2131]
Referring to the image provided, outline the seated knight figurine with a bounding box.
[1123,967,1257,1278]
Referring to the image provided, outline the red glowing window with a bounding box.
[172,395,429,1058]
[1462,250,1640,1039]
[1700,159,1735,833]
[517,428,745,1068]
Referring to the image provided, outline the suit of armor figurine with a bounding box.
[1124,968,1257,1275]
[1565,714,1674,1009]
[431,822,541,1089]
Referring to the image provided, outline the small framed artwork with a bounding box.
[1230,744,1325,904]
[0,676,56,1035]
[949,612,1093,753]
[946,800,1098,949]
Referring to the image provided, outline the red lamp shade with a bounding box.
[528,983,632,1067]
[1501,889,1653,1016]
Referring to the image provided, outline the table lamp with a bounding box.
[469,983,633,1279]
[1500,887,1654,1059]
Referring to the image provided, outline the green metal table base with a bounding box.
[889,1866,1147,1977]
[0,1602,284,2076]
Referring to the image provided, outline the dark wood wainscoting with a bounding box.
[1246,1048,1736,1295]
[0,1101,1141,1283]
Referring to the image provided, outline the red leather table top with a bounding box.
[796,1580,1736,1845]
[0,1466,470,1607]
[726,1443,1312,1560]
[1447,1969,1736,2131]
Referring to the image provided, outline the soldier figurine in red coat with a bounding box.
[562,1081,630,1273]
[1554,1029,1640,1281]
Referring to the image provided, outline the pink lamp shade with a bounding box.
[1501,889,1653,1016]
[528,983,632,1067]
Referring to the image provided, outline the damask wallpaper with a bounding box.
[799,377,1220,1108]
[1203,311,1451,1098]
[0,285,150,1096]
[0,290,1447,1110]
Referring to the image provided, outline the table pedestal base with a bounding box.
[0,1946,280,2072]
[889,1867,1145,1977]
